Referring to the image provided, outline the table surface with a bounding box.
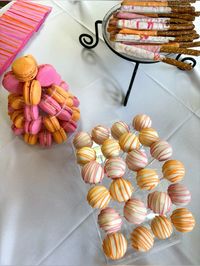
[0,1,200,265]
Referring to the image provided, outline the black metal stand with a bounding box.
[79,20,197,106]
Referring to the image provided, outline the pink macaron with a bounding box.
[2,71,23,94]
[57,105,72,121]
[11,124,24,136]
[24,117,42,134]
[39,94,61,116]
[36,64,62,87]
[73,96,80,107]
[39,130,52,148]
[60,120,77,133]
[59,81,69,91]
[24,105,39,121]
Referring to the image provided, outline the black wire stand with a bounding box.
[79,20,197,106]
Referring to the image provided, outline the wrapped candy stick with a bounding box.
[114,43,193,69]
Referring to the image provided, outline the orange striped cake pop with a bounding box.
[105,157,126,179]
[139,127,159,147]
[171,208,195,233]
[73,131,93,149]
[102,232,127,260]
[109,178,133,202]
[91,125,110,145]
[119,132,140,152]
[150,140,173,161]
[168,183,191,206]
[148,191,172,215]
[101,139,121,158]
[126,149,148,171]
[98,207,122,234]
[124,198,147,224]
[151,216,173,239]
[162,160,185,183]
[111,121,129,139]
[81,161,104,184]
[87,185,111,209]
[76,147,96,165]
[132,114,152,131]
[136,169,160,190]
[131,226,154,252]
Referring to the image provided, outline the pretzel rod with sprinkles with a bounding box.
[116,20,194,30]
[111,16,192,24]
[114,43,193,69]
[118,43,200,55]
[123,0,196,3]
[122,1,192,7]
[121,5,195,14]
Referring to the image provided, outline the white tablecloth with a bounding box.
[0,1,200,265]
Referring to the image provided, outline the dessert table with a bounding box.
[0,1,200,265]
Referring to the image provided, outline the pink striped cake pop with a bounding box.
[105,157,126,179]
[91,125,110,145]
[124,198,147,224]
[150,140,173,161]
[73,131,93,149]
[148,191,172,215]
[111,121,129,139]
[126,149,148,171]
[98,207,122,234]
[81,161,104,184]
[132,114,152,131]
[168,183,191,206]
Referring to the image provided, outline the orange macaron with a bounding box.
[53,127,67,144]
[24,133,38,145]
[8,94,24,110]
[23,80,42,105]
[12,55,38,82]
[47,85,73,106]
[43,116,61,133]
[10,110,24,128]
[71,107,80,122]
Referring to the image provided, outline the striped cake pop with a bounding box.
[148,191,172,215]
[132,114,152,131]
[109,178,133,202]
[105,157,126,179]
[102,232,127,260]
[87,185,111,209]
[98,207,122,234]
[91,125,110,145]
[162,160,185,183]
[126,149,148,171]
[81,161,104,184]
[124,198,147,224]
[119,132,140,152]
[150,140,173,161]
[131,226,154,252]
[168,183,191,206]
[76,147,96,165]
[151,216,173,239]
[139,127,159,147]
[171,208,195,233]
[101,139,121,158]
[73,131,93,149]
[111,121,129,139]
[136,169,160,190]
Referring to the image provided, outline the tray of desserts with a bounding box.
[102,0,200,69]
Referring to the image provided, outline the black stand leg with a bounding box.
[124,62,140,106]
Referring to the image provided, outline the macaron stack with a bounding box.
[73,114,195,261]
[2,55,80,148]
